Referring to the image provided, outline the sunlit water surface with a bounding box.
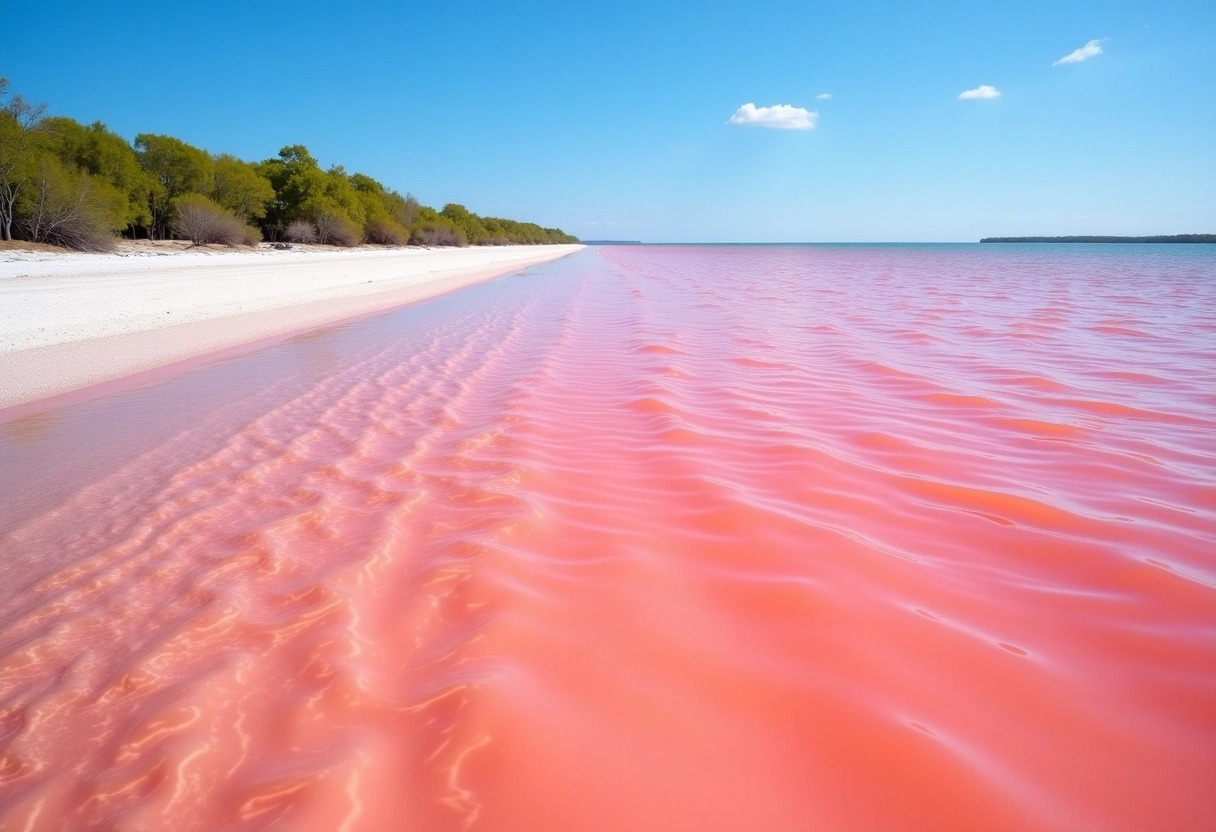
[1,244,1214,831]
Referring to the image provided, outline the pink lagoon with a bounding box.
[1,243,1213,831]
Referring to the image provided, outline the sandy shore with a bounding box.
[0,242,583,410]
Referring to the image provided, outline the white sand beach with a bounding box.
[0,242,583,409]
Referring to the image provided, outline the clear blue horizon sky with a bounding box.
[5,1,1214,242]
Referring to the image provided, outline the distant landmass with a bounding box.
[980,235,1215,243]
[582,239,643,245]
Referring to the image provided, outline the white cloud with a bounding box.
[816,92,832,100]
[1054,39,1104,65]
[727,103,818,130]
[958,84,1000,100]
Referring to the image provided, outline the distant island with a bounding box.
[980,235,1215,243]
[582,240,643,245]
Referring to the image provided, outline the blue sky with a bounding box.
[5,0,1214,241]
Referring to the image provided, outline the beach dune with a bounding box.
[0,243,583,411]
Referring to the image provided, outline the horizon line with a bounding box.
[583,237,1216,245]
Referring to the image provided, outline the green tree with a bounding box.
[134,133,213,238]
[42,116,149,231]
[211,154,274,222]
[350,172,403,243]
[349,173,420,243]
[305,165,366,229]
[257,144,327,236]
[0,78,47,242]
[350,171,389,222]
[441,203,488,245]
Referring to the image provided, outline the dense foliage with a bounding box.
[0,79,579,251]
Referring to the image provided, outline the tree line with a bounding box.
[0,79,579,251]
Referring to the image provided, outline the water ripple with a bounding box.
[1,245,1214,830]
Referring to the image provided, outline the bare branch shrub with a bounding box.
[387,192,420,229]
[364,217,407,245]
[242,224,262,246]
[172,193,247,246]
[285,219,317,243]
[19,159,117,251]
[314,211,360,246]
[411,225,464,246]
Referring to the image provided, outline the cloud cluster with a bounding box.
[1054,39,1104,65]
[958,84,1000,100]
[732,36,1105,124]
[727,103,818,130]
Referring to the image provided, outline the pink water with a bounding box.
[1,244,1214,831]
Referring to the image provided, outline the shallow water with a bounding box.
[1,244,1214,831]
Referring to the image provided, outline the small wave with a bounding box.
[2,244,1213,831]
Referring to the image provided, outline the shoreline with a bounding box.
[0,243,583,413]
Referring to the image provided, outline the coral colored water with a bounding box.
[1,245,1214,831]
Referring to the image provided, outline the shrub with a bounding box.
[18,158,118,252]
[241,224,262,246]
[364,217,407,245]
[172,193,247,246]
[314,211,360,246]
[410,225,465,246]
[285,219,317,243]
